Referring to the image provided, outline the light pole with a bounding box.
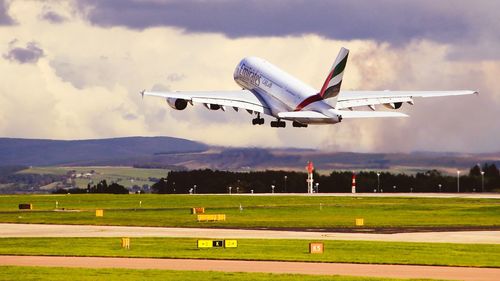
[229,186,232,194]
[438,184,442,193]
[315,183,319,193]
[271,185,275,194]
[456,170,460,193]
[376,172,380,193]
[193,184,197,194]
[284,176,288,193]
[481,171,485,192]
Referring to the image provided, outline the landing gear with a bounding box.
[270,119,286,128]
[292,121,308,128]
[252,114,264,125]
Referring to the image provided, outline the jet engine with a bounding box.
[166,98,188,110]
[383,102,403,109]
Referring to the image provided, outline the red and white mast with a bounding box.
[306,161,314,194]
[351,172,356,193]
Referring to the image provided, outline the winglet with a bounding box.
[140,89,145,99]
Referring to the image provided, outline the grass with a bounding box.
[17,166,168,189]
[0,194,498,229]
[0,266,442,281]
[1,237,499,267]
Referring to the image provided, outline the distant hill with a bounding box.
[126,148,500,172]
[0,137,208,166]
[0,137,499,173]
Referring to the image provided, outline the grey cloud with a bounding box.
[41,10,67,23]
[151,84,170,91]
[50,60,86,89]
[167,73,185,82]
[3,42,44,64]
[123,113,138,120]
[344,46,498,153]
[0,0,14,25]
[76,1,496,47]
[112,104,139,121]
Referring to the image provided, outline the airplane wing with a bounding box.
[143,90,269,113]
[335,90,478,110]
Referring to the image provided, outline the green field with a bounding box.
[17,166,168,189]
[0,266,441,281]
[0,194,498,229]
[1,237,499,267]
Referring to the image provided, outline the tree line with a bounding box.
[152,163,500,194]
[53,180,128,194]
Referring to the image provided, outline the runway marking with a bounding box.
[222,193,500,199]
[0,255,498,281]
[2,223,500,244]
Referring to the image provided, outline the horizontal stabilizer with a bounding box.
[336,110,408,118]
[277,111,329,119]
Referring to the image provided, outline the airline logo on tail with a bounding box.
[320,47,349,99]
[294,47,349,111]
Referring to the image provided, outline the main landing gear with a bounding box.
[292,121,308,128]
[253,115,307,128]
[270,119,286,128]
[252,114,265,125]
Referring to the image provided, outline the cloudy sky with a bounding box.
[0,0,498,152]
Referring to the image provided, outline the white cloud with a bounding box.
[0,0,498,153]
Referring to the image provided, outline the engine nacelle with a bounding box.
[166,98,188,110]
[383,102,403,109]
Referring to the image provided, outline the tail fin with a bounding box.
[320,47,349,105]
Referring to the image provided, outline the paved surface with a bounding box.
[1,255,498,281]
[2,223,500,244]
[233,193,500,198]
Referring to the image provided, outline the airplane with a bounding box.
[142,47,477,128]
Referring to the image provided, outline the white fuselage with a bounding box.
[233,57,337,122]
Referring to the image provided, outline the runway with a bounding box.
[1,255,498,281]
[236,192,500,199]
[2,223,499,244]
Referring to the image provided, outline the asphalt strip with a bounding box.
[0,255,499,281]
[1,223,500,244]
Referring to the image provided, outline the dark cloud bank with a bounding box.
[77,0,498,47]
[0,0,14,25]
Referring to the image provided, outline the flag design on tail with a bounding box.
[320,47,349,100]
[294,47,349,111]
